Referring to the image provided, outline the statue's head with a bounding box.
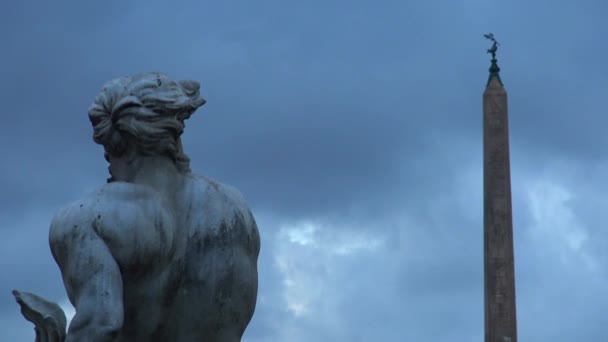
[88,72,206,174]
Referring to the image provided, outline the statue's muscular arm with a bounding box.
[49,204,124,342]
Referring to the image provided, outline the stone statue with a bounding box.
[484,32,499,59]
[13,72,261,342]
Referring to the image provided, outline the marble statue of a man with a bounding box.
[13,72,260,342]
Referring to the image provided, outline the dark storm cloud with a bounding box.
[0,0,512,221]
[2,0,445,219]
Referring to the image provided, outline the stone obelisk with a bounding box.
[483,34,517,342]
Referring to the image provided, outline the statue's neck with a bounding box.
[108,155,184,193]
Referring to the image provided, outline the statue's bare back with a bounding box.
[51,176,259,341]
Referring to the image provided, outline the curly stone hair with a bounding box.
[88,72,206,173]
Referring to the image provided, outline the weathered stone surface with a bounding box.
[483,75,517,342]
[14,72,260,342]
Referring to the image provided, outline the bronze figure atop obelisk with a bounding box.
[483,33,517,342]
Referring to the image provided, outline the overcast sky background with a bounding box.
[2,0,608,341]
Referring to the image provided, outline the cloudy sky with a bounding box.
[2,0,608,341]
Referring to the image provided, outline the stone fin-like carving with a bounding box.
[12,290,67,342]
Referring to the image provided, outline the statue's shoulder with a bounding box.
[186,175,259,254]
[49,183,159,242]
[186,175,255,225]
[189,175,250,210]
